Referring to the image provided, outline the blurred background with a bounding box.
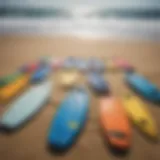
[0,1,160,160]
[1,0,160,40]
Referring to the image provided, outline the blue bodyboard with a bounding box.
[31,65,50,83]
[48,87,89,150]
[87,58,105,73]
[74,58,87,72]
[63,57,77,69]
[88,73,109,94]
[125,73,160,102]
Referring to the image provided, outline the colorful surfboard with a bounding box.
[0,61,40,88]
[31,65,51,83]
[100,97,131,150]
[50,58,64,70]
[88,73,109,94]
[0,75,29,103]
[58,69,79,88]
[0,71,22,88]
[20,62,39,73]
[114,58,134,72]
[125,73,160,102]
[122,94,158,139]
[87,58,105,73]
[76,59,88,72]
[48,87,89,150]
[0,81,52,130]
[63,57,77,69]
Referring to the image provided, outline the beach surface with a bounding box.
[0,36,160,160]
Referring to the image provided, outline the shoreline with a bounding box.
[1,18,160,41]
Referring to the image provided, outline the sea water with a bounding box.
[0,1,160,40]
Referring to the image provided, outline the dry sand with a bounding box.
[0,36,160,160]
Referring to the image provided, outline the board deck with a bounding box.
[87,58,105,73]
[0,81,52,130]
[125,73,160,102]
[50,58,64,70]
[122,94,158,138]
[48,87,89,150]
[0,71,22,88]
[88,73,109,94]
[0,74,29,103]
[63,57,77,69]
[31,65,50,83]
[20,62,39,73]
[58,69,79,87]
[114,58,134,72]
[76,59,88,72]
[100,96,131,150]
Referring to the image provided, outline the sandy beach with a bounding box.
[0,36,160,160]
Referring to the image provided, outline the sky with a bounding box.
[1,0,160,9]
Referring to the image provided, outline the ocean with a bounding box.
[0,5,160,40]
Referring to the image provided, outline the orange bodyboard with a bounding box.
[100,96,131,149]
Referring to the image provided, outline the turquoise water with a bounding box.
[1,1,160,40]
[0,7,160,19]
[1,0,160,19]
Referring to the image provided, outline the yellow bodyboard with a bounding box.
[122,94,158,138]
[0,74,29,103]
[58,69,79,87]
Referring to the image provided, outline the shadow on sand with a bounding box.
[134,124,159,144]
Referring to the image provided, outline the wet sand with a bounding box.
[0,36,160,160]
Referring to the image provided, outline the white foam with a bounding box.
[1,17,160,41]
